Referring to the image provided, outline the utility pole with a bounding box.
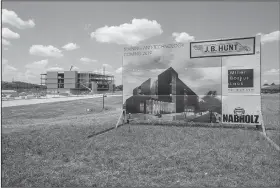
[103,93,107,110]
[103,94,105,109]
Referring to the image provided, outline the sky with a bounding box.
[1,1,279,88]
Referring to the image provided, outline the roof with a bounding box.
[158,67,178,77]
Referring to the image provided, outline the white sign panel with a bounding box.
[222,95,262,125]
[221,35,262,125]
[190,37,255,58]
[221,35,261,96]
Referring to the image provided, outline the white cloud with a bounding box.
[172,32,195,43]
[264,68,280,75]
[103,64,112,69]
[25,59,48,74]
[2,58,8,65]
[80,57,97,63]
[2,59,17,78]
[94,69,111,75]
[198,67,222,81]
[115,67,123,74]
[91,18,163,45]
[62,43,80,51]
[2,9,35,29]
[257,31,280,44]
[29,45,63,57]
[2,38,11,45]
[2,28,20,39]
[47,67,64,71]
[71,66,79,71]
[22,59,49,79]
[150,68,166,73]
[5,64,17,71]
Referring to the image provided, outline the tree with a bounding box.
[263,83,269,86]
[271,83,275,85]
[116,85,123,91]
[200,90,221,114]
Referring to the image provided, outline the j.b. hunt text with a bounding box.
[194,42,251,53]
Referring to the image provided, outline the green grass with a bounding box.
[261,94,280,145]
[1,94,280,187]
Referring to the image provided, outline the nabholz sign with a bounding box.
[190,37,255,58]
[222,95,262,125]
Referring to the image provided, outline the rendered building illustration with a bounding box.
[125,67,200,114]
[40,71,115,94]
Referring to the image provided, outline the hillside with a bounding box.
[2,81,46,91]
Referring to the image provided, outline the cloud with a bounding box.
[172,32,195,43]
[71,66,79,71]
[23,60,49,80]
[2,58,8,65]
[2,9,35,29]
[25,59,48,68]
[2,28,20,39]
[93,69,111,75]
[80,57,97,63]
[257,31,280,44]
[2,62,19,82]
[264,68,280,75]
[103,64,112,69]
[150,68,166,73]
[62,43,80,51]
[29,45,63,57]
[116,67,123,74]
[5,64,17,71]
[2,38,11,45]
[47,67,64,71]
[91,18,163,45]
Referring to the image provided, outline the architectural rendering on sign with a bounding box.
[123,43,223,123]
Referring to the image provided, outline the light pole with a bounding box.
[103,93,107,109]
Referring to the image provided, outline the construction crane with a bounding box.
[70,65,73,71]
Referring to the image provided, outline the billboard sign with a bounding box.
[190,37,255,58]
[123,36,261,126]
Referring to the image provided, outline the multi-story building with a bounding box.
[125,67,200,114]
[41,71,115,94]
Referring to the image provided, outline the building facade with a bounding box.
[43,71,115,94]
[125,67,200,114]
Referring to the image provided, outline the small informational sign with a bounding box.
[190,37,255,58]
[228,69,254,88]
[222,95,262,125]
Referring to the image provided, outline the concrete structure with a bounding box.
[41,71,114,94]
[125,67,200,114]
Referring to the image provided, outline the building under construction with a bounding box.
[40,70,115,94]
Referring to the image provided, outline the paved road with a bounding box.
[2,94,122,108]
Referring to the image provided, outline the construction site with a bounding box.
[40,66,115,95]
[2,66,117,107]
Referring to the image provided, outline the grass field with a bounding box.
[261,94,280,146]
[1,94,280,187]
